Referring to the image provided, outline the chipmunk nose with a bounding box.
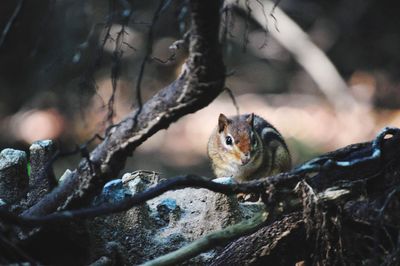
[241,152,251,165]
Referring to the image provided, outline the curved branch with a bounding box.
[141,211,268,266]
[24,0,226,216]
[0,175,274,226]
[3,127,399,226]
[210,212,305,265]
[231,0,357,112]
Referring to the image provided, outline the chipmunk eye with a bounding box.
[225,136,233,146]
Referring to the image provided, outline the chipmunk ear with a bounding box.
[218,113,230,132]
[246,113,254,128]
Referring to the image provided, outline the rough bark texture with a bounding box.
[24,0,226,217]
[0,149,28,204]
[208,129,400,265]
[1,128,400,265]
[25,140,56,209]
[211,212,307,265]
[1,0,400,265]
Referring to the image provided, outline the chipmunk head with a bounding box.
[217,113,260,166]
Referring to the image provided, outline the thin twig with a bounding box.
[9,126,399,225]
[0,234,38,265]
[255,0,269,48]
[20,0,226,218]
[78,1,115,128]
[220,4,231,46]
[378,186,400,218]
[150,32,189,64]
[269,0,281,32]
[242,0,251,52]
[224,87,240,115]
[0,0,24,48]
[106,0,134,126]
[30,0,56,57]
[231,0,357,113]
[141,211,268,266]
[0,175,268,226]
[133,0,169,123]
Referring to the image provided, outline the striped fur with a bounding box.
[208,113,291,181]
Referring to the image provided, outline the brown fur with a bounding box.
[208,113,291,181]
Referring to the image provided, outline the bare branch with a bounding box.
[210,212,304,265]
[134,0,169,119]
[292,127,399,175]
[141,211,268,266]
[242,0,252,52]
[1,127,396,228]
[0,0,24,48]
[255,0,269,48]
[224,87,240,116]
[231,0,357,112]
[23,0,226,217]
[0,234,38,265]
[0,175,270,226]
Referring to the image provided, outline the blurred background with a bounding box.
[1,0,400,178]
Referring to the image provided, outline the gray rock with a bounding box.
[122,172,149,194]
[0,149,28,203]
[155,198,182,225]
[89,173,154,265]
[99,172,151,204]
[101,179,126,203]
[91,171,261,265]
[26,140,56,206]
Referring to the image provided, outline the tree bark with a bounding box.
[24,0,226,216]
[210,128,400,265]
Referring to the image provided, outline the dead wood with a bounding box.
[1,127,399,265]
[210,212,307,266]
[24,0,226,217]
[0,0,400,264]
[209,128,400,265]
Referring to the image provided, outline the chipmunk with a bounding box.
[207,113,291,182]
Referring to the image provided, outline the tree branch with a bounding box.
[0,0,24,49]
[24,0,226,216]
[230,0,357,112]
[210,212,305,265]
[0,175,268,226]
[141,211,268,266]
[2,127,398,227]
